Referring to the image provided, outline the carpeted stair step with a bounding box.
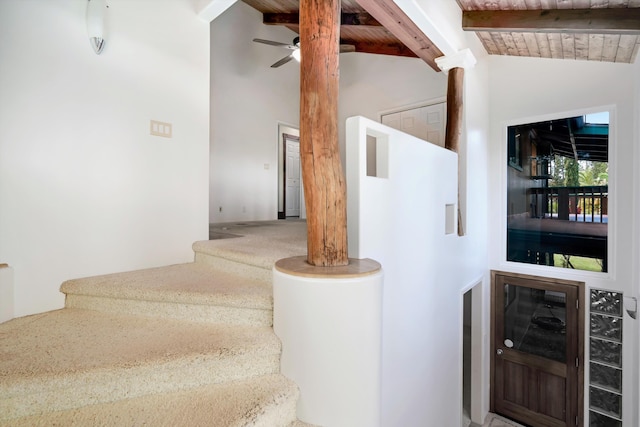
[193,225,307,283]
[0,308,281,421]
[61,263,273,326]
[1,374,300,427]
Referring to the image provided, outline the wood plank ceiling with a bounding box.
[242,0,640,67]
[459,0,640,63]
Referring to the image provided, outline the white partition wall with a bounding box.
[346,116,484,426]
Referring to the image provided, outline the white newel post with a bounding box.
[273,256,383,427]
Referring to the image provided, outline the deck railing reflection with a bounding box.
[528,185,608,223]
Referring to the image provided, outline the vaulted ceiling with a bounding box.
[242,0,640,71]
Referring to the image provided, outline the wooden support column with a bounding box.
[300,0,348,266]
[444,66,464,236]
[444,67,464,153]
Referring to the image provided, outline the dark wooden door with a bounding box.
[491,272,584,427]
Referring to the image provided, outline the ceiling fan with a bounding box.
[253,36,356,68]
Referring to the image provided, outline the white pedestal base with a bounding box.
[273,257,383,427]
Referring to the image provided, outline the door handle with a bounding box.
[496,348,504,356]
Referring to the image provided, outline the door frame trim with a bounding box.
[282,133,300,218]
[490,270,585,427]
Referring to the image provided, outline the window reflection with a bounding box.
[503,284,566,363]
[506,113,609,272]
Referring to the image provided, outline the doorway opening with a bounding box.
[277,124,301,219]
[462,281,484,427]
[283,134,301,218]
[463,287,472,426]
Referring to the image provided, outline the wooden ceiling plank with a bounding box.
[535,32,552,57]
[523,32,541,56]
[539,0,559,8]
[354,0,443,71]
[548,33,564,58]
[632,39,640,62]
[263,11,382,27]
[491,32,510,55]
[524,0,543,8]
[512,32,532,56]
[572,0,592,8]
[602,34,621,61]
[462,8,640,34]
[608,0,629,6]
[574,34,590,60]
[561,33,576,59]
[588,33,605,61]
[477,31,500,54]
[615,34,638,62]
[556,0,574,9]
[501,32,520,55]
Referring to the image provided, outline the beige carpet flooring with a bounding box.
[0,221,315,426]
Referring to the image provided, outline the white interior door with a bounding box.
[381,102,446,147]
[285,139,301,217]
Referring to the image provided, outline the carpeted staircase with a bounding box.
[0,223,312,426]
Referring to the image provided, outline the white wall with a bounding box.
[209,1,300,222]
[347,112,488,426]
[0,0,210,317]
[487,55,639,426]
[339,54,447,163]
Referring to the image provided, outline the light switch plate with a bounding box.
[150,120,172,138]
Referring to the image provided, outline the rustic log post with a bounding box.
[299,0,348,266]
[445,67,464,153]
[444,66,464,236]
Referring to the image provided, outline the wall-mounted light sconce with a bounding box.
[86,0,108,55]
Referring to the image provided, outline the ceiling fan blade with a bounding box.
[339,44,356,53]
[253,38,297,50]
[271,54,295,68]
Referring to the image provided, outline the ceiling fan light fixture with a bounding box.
[292,49,301,62]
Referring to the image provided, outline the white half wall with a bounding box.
[210,1,300,222]
[0,0,210,317]
[347,116,488,426]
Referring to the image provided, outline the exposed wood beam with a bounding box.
[299,0,348,266]
[264,11,381,27]
[462,9,640,35]
[445,67,464,154]
[345,40,417,57]
[444,67,464,237]
[355,0,443,71]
